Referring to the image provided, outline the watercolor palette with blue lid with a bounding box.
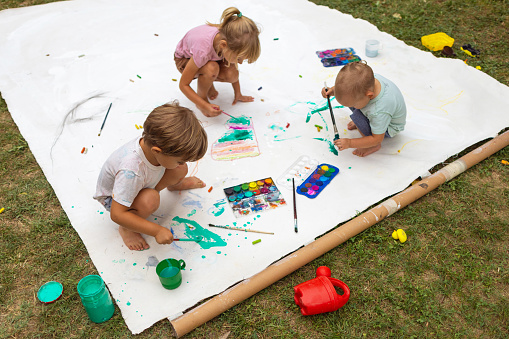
[296,164,339,199]
[223,177,287,218]
[321,54,362,67]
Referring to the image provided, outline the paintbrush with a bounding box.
[208,224,274,235]
[324,82,340,140]
[222,111,235,119]
[173,236,203,242]
[98,103,112,136]
[292,178,298,233]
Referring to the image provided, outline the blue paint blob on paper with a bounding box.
[146,256,159,269]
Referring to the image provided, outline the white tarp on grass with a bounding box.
[1,0,508,333]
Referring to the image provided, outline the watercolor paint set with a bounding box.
[316,48,361,68]
[223,178,287,218]
[296,164,339,199]
[316,48,356,59]
[277,155,320,190]
[321,54,362,67]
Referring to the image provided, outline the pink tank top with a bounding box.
[175,25,222,68]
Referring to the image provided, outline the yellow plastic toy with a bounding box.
[391,229,407,243]
[421,32,454,52]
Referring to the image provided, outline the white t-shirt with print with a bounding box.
[93,137,165,208]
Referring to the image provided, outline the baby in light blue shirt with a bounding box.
[322,61,406,157]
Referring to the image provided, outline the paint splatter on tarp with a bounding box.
[207,199,227,216]
[211,116,260,160]
[267,123,302,142]
[172,216,227,249]
[314,138,339,156]
[145,256,159,270]
[182,192,203,209]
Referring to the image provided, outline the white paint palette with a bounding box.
[277,155,319,190]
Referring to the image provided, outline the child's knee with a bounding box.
[174,163,189,179]
[135,189,160,214]
[222,66,239,83]
[200,61,220,79]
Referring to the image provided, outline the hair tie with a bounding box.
[237,12,242,18]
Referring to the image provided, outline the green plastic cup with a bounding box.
[156,258,186,290]
[77,275,114,323]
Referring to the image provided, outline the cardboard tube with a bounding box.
[171,131,509,337]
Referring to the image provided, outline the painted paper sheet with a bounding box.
[0,0,508,334]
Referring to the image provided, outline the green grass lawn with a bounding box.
[1,0,508,338]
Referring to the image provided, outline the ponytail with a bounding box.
[208,7,261,63]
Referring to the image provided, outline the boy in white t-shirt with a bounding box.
[322,61,406,157]
[93,102,207,250]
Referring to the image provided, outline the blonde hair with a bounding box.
[208,7,261,64]
[335,61,375,101]
[142,101,208,162]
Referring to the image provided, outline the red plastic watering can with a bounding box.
[294,266,350,316]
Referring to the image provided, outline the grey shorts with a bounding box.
[349,107,391,138]
[100,196,112,212]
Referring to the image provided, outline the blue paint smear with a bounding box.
[182,199,203,209]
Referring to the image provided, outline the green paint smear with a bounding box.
[211,200,226,217]
[228,115,251,125]
[268,124,284,131]
[305,99,343,124]
[217,129,254,142]
[173,216,227,249]
[274,136,302,142]
[187,209,197,217]
[314,138,339,156]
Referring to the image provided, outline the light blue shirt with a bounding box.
[361,74,406,137]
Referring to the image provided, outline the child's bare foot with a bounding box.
[168,176,206,191]
[208,85,218,100]
[347,121,358,130]
[353,144,381,157]
[119,227,150,251]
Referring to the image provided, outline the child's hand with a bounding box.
[334,138,351,151]
[322,86,335,98]
[155,227,174,245]
[200,103,223,117]
[232,94,254,105]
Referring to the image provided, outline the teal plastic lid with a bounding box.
[38,281,63,304]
